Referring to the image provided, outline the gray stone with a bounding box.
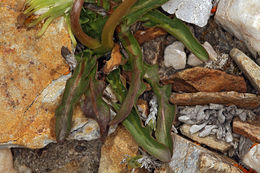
[169,134,242,173]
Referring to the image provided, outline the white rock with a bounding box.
[162,0,212,27]
[215,0,260,56]
[188,54,203,66]
[164,41,186,70]
[203,41,218,61]
[242,144,260,172]
[0,149,16,173]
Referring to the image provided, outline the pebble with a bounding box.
[230,48,260,92]
[203,41,218,61]
[164,41,186,70]
[187,53,203,66]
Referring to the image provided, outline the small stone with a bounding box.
[163,41,186,70]
[170,91,260,109]
[169,134,241,173]
[230,48,260,92]
[215,0,260,55]
[203,41,218,61]
[162,0,212,27]
[242,144,260,173]
[161,67,247,93]
[187,53,203,66]
[98,125,139,173]
[233,116,260,143]
[180,124,232,152]
[0,149,16,173]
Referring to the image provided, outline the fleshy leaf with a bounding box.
[55,52,97,142]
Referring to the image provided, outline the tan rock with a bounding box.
[233,117,260,143]
[230,48,260,92]
[0,1,71,148]
[161,67,246,93]
[180,124,232,152]
[98,125,139,173]
[199,153,242,173]
[0,149,17,173]
[170,91,260,109]
[169,134,242,173]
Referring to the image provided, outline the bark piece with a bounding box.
[161,67,246,93]
[170,91,260,109]
[233,117,260,143]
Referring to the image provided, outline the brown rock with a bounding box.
[98,125,139,173]
[170,91,260,109]
[180,124,232,152]
[0,1,71,148]
[161,67,246,93]
[233,117,260,143]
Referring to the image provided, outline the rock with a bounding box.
[180,124,233,152]
[98,125,139,173]
[161,67,246,93]
[0,149,16,173]
[187,54,203,66]
[169,134,242,173]
[203,41,218,61]
[242,144,260,173]
[163,41,186,70]
[161,0,212,27]
[233,117,260,143]
[170,91,260,109]
[230,48,260,92]
[0,1,73,148]
[215,0,260,56]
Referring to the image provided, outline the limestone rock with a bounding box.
[98,125,139,173]
[187,54,203,66]
[0,149,16,173]
[233,117,260,143]
[163,41,186,70]
[169,134,242,173]
[170,92,260,109]
[180,124,232,152]
[242,144,260,173]
[0,0,73,148]
[230,48,260,92]
[161,0,212,27]
[215,0,260,56]
[161,67,246,93]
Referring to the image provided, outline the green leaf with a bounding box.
[144,10,209,62]
[107,70,172,162]
[55,52,97,142]
[125,0,168,26]
[144,64,176,153]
